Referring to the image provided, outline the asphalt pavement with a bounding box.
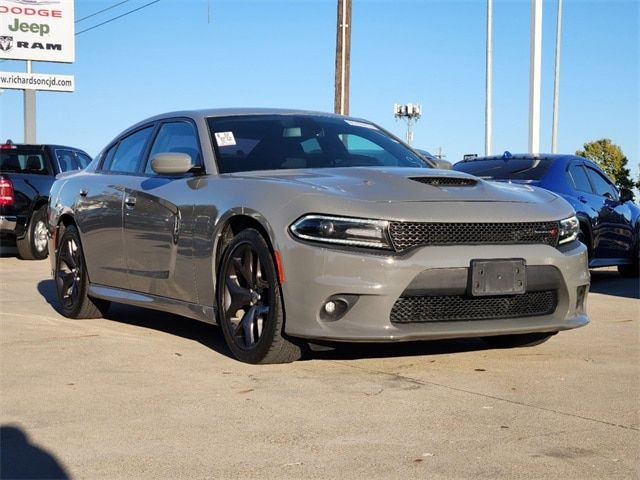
[0,253,638,479]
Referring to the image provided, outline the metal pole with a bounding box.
[485,0,493,156]
[334,0,352,115]
[551,0,563,153]
[528,0,543,154]
[24,60,36,143]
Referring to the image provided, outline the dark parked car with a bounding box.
[0,141,92,259]
[48,109,589,364]
[454,153,640,277]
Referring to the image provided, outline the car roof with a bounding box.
[139,108,358,124]
[456,153,580,164]
[0,144,85,151]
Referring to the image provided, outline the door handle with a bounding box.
[124,196,137,208]
[578,195,587,204]
[79,188,88,197]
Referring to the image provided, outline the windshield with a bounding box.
[453,158,552,181]
[207,115,429,174]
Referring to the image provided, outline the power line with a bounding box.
[75,0,133,23]
[76,0,161,36]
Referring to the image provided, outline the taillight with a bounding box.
[0,178,15,206]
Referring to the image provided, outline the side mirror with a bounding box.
[150,152,194,175]
[432,159,452,170]
[619,188,634,203]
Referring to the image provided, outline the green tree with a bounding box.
[576,139,634,190]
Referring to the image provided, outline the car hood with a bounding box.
[226,167,559,204]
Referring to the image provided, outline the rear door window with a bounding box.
[586,166,618,200]
[75,152,93,169]
[568,164,593,193]
[56,149,80,172]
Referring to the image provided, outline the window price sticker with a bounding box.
[215,131,236,147]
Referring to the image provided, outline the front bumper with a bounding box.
[280,240,589,342]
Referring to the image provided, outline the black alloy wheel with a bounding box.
[217,229,303,364]
[54,224,109,318]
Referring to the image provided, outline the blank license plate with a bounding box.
[470,259,526,296]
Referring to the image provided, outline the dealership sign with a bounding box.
[0,0,74,63]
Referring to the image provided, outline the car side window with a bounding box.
[107,127,154,174]
[145,121,201,175]
[586,166,618,200]
[56,149,78,172]
[568,164,592,193]
[75,152,92,169]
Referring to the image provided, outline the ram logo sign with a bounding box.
[0,0,73,62]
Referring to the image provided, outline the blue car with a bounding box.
[454,153,639,277]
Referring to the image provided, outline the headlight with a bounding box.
[290,214,393,250]
[558,215,579,245]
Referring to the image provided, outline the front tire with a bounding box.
[482,332,557,349]
[54,224,110,318]
[16,206,48,260]
[217,229,303,364]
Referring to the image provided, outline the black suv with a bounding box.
[0,141,92,259]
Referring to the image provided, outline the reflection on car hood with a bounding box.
[226,167,558,204]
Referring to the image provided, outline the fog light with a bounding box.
[324,301,337,314]
[320,295,359,321]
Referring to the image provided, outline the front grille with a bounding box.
[390,290,557,323]
[409,177,477,187]
[389,221,559,252]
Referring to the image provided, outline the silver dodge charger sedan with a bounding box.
[48,109,590,364]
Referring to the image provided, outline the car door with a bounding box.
[74,127,154,288]
[584,164,634,259]
[122,120,203,302]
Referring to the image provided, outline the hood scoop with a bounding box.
[409,176,478,187]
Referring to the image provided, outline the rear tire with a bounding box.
[482,332,557,349]
[16,206,48,260]
[618,239,639,277]
[54,224,110,318]
[217,229,304,364]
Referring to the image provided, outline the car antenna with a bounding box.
[502,151,512,161]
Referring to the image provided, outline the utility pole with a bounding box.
[334,0,352,115]
[528,0,543,154]
[485,0,493,156]
[551,0,563,153]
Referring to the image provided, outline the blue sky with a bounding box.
[0,0,638,179]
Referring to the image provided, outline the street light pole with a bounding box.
[551,0,563,153]
[485,0,493,156]
[24,60,36,143]
[528,0,543,154]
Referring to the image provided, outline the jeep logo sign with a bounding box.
[0,0,74,63]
